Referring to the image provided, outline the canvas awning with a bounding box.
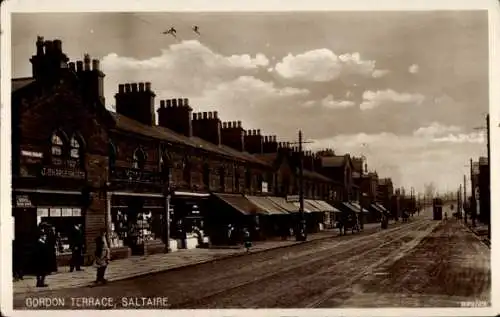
[342,202,361,213]
[265,196,298,213]
[304,200,324,212]
[292,202,313,213]
[371,204,384,214]
[213,193,265,215]
[351,202,370,213]
[375,203,390,214]
[314,200,340,213]
[246,195,289,215]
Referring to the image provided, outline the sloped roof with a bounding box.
[109,112,270,166]
[12,77,35,92]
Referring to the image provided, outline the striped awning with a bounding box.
[292,202,313,213]
[375,203,389,214]
[351,202,369,213]
[265,196,298,213]
[304,200,324,212]
[213,193,265,215]
[246,195,289,215]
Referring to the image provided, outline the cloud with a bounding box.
[303,95,356,109]
[413,122,461,138]
[274,49,388,82]
[409,64,419,74]
[360,89,425,110]
[309,127,485,193]
[101,40,271,101]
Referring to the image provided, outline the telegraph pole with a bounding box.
[463,175,466,219]
[470,158,476,227]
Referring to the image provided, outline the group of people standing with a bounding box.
[17,223,110,288]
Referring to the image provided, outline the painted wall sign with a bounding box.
[41,167,86,179]
[261,181,268,193]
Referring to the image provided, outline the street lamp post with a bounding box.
[164,173,172,253]
[297,130,307,241]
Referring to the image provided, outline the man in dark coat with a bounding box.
[94,228,110,284]
[46,226,58,273]
[69,224,84,272]
[34,230,51,287]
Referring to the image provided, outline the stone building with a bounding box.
[11,37,340,269]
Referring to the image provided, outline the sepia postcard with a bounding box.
[1,0,499,316]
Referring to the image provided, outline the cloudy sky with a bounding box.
[11,11,489,194]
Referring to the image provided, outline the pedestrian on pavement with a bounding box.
[34,228,51,287]
[243,228,252,253]
[46,226,58,273]
[94,228,110,284]
[227,224,234,245]
[69,224,84,272]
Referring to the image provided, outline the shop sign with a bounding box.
[111,167,161,183]
[21,150,43,158]
[15,195,33,208]
[286,195,299,203]
[261,181,268,193]
[41,166,86,179]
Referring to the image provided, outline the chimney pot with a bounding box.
[238,121,242,128]
[273,135,277,142]
[226,121,231,128]
[231,121,236,128]
[68,62,76,72]
[83,54,91,71]
[125,83,131,93]
[177,98,183,106]
[76,61,83,72]
[145,82,151,91]
[257,129,261,135]
[183,98,189,106]
[166,99,172,107]
[208,112,212,119]
[214,111,218,119]
[222,122,227,128]
[160,100,165,108]
[138,82,145,92]
[91,59,100,71]
[172,99,177,107]
[192,113,197,120]
[118,84,125,93]
[264,136,268,142]
[203,112,208,119]
[131,83,138,92]
[252,129,257,135]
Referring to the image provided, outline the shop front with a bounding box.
[12,189,85,271]
[108,192,167,257]
[170,191,210,250]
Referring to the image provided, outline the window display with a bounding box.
[37,207,84,255]
[111,209,165,248]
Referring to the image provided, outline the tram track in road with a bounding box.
[171,219,436,308]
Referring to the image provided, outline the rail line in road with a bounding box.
[172,218,439,308]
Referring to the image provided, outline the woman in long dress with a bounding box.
[94,228,110,284]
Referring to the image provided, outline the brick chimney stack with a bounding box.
[73,53,106,106]
[192,111,222,145]
[221,120,245,152]
[115,82,156,126]
[244,129,264,154]
[157,98,193,137]
[30,36,70,83]
[262,135,278,153]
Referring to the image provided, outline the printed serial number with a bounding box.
[460,300,489,308]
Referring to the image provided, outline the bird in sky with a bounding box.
[162,27,177,37]
[193,25,200,35]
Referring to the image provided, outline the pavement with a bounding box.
[465,221,490,247]
[14,222,385,294]
[13,212,490,309]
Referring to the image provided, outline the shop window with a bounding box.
[219,167,226,191]
[36,207,84,255]
[69,135,83,160]
[133,148,146,169]
[202,164,210,187]
[51,133,65,157]
[183,160,191,185]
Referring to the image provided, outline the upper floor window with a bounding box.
[219,167,226,191]
[70,136,82,159]
[182,159,191,185]
[245,169,252,189]
[109,142,117,171]
[202,164,210,187]
[234,168,241,192]
[133,148,146,169]
[160,154,172,184]
[51,133,64,157]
